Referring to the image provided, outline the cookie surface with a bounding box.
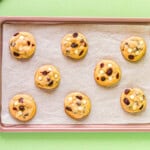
[120,36,146,62]
[61,32,88,59]
[35,65,61,90]
[94,59,121,87]
[9,32,36,59]
[9,94,36,122]
[64,92,91,120]
[120,88,146,113]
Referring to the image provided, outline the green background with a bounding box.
[1,0,150,149]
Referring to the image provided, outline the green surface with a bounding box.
[1,0,150,149]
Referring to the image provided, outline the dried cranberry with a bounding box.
[65,106,72,111]
[48,80,53,86]
[19,105,25,111]
[13,107,17,111]
[101,76,106,81]
[13,52,20,57]
[116,73,119,79]
[13,32,19,36]
[79,50,84,56]
[100,63,104,68]
[76,95,83,100]
[71,43,78,48]
[19,97,24,103]
[106,68,113,76]
[128,55,134,60]
[124,89,130,95]
[41,71,49,75]
[72,32,78,38]
[123,98,130,105]
[27,41,30,46]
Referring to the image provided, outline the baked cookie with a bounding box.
[64,92,91,120]
[61,32,88,59]
[94,59,121,87]
[120,36,146,62]
[9,32,36,59]
[120,88,146,113]
[9,94,36,122]
[35,65,61,90]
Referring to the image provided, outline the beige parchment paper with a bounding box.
[2,23,150,125]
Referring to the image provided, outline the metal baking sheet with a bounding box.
[1,17,150,132]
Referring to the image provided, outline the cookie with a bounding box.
[120,88,146,113]
[120,36,146,62]
[61,32,88,59]
[9,32,36,59]
[35,65,61,90]
[64,92,91,120]
[9,94,36,122]
[94,59,121,87]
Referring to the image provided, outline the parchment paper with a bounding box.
[2,23,150,125]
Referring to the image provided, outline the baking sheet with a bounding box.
[2,23,150,125]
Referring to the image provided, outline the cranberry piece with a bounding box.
[65,106,72,111]
[106,68,113,76]
[100,63,104,68]
[124,89,130,95]
[123,98,130,105]
[128,55,134,60]
[76,95,83,100]
[72,32,78,38]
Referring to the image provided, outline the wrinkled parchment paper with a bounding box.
[2,23,150,125]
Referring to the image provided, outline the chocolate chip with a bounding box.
[125,42,128,46]
[24,113,29,116]
[76,102,81,106]
[66,50,70,53]
[80,39,84,43]
[106,68,113,76]
[13,32,19,36]
[139,105,144,110]
[47,78,50,81]
[32,44,35,46]
[100,63,104,68]
[72,32,78,38]
[96,77,99,80]
[135,47,139,51]
[48,80,53,86]
[84,43,87,47]
[27,41,30,46]
[41,71,49,75]
[79,50,84,56]
[76,95,83,100]
[116,73,119,79]
[101,76,106,81]
[13,107,17,111]
[19,105,25,111]
[10,42,16,47]
[123,98,130,105]
[65,106,72,111]
[19,97,24,103]
[124,89,130,95]
[128,55,134,60]
[71,43,78,48]
[13,52,20,57]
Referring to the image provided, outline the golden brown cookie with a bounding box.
[120,88,146,113]
[9,32,36,59]
[34,65,61,90]
[64,92,91,120]
[94,59,121,87]
[120,36,146,62]
[61,32,88,59]
[9,94,36,122]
